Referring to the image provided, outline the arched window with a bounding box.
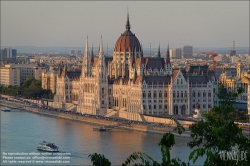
[102,88,104,95]
[198,91,201,97]
[159,92,162,97]
[153,92,156,98]
[181,105,186,114]
[148,91,151,98]
[192,91,195,97]
[174,106,178,115]
[173,91,175,97]
[181,92,183,97]
[165,91,167,97]
[208,91,211,97]
[65,84,68,90]
[203,91,206,97]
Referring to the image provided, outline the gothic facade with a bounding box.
[53,14,217,120]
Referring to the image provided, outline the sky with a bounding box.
[1,1,249,49]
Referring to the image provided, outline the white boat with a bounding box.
[37,141,59,152]
[1,109,10,112]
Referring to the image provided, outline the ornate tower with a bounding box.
[96,36,108,111]
[157,43,161,58]
[110,13,142,79]
[82,37,91,77]
[165,43,172,76]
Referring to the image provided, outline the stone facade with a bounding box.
[219,62,250,103]
[52,14,217,120]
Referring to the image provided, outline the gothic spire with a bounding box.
[99,35,103,55]
[91,44,94,63]
[126,11,131,31]
[166,43,170,65]
[157,42,161,58]
[85,36,89,54]
[99,36,105,64]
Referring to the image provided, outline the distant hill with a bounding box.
[1,46,249,54]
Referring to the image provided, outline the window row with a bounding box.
[192,91,211,97]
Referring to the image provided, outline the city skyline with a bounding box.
[1,1,249,48]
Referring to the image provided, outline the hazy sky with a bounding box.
[1,1,249,48]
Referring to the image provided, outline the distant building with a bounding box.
[0,65,20,86]
[70,50,75,56]
[228,49,236,56]
[219,62,250,103]
[42,68,60,93]
[182,45,193,58]
[0,64,46,86]
[0,48,17,61]
[170,48,182,59]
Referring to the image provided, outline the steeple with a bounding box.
[85,36,89,54]
[166,43,170,65]
[165,43,172,76]
[98,36,106,81]
[82,36,91,77]
[157,43,161,58]
[91,44,94,63]
[63,64,68,77]
[99,35,105,65]
[126,11,131,31]
[99,35,103,56]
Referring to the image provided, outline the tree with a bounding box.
[188,83,250,165]
[22,76,36,88]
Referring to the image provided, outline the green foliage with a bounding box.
[121,151,159,166]
[170,117,185,135]
[88,153,111,166]
[188,83,250,165]
[22,77,36,88]
[0,77,53,99]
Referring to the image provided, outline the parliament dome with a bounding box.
[114,14,141,52]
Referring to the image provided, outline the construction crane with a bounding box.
[201,51,218,76]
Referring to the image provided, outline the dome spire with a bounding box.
[126,10,131,31]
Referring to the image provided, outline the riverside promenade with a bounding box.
[0,96,191,137]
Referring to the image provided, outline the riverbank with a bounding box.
[0,98,191,137]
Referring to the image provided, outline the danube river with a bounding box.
[1,108,204,165]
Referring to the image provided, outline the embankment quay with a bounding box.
[0,97,191,137]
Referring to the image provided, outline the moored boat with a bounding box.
[1,109,10,112]
[93,126,107,131]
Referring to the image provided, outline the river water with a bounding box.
[1,108,204,165]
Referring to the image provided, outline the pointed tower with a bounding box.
[165,43,172,76]
[91,44,94,64]
[98,36,107,81]
[157,43,161,58]
[82,37,90,77]
[97,36,108,111]
[126,11,131,31]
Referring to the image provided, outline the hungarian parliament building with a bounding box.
[53,14,218,120]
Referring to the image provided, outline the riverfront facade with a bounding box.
[53,14,218,120]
